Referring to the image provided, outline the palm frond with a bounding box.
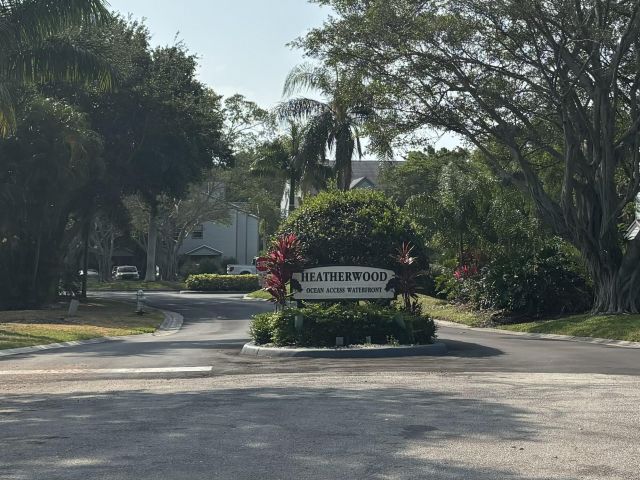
[301,110,334,161]
[251,139,290,177]
[0,0,111,47]
[282,62,333,98]
[7,37,114,90]
[274,97,329,122]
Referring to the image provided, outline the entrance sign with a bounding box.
[292,266,395,300]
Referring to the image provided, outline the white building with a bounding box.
[178,203,260,264]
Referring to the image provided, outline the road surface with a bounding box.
[1,292,638,480]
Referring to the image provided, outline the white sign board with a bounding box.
[292,266,395,300]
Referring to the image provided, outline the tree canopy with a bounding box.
[0,0,113,136]
[297,0,640,313]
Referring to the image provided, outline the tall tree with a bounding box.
[299,0,640,313]
[0,95,102,308]
[0,0,112,136]
[251,122,331,214]
[131,46,232,280]
[276,63,372,190]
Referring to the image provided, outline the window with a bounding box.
[192,224,204,239]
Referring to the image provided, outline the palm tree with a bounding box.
[276,63,373,191]
[251,122,330,214]
[0,0,112,136]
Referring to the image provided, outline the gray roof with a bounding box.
[329,160,393,187]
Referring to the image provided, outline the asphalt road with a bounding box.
[1,292,639,480]
[0,292,638,376]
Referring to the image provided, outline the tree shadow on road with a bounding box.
[0,382,589,480]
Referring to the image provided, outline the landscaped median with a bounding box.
[0,298,165,350]
[417,294,640,343]
[243,302,446,358]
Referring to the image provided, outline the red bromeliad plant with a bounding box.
[453,264,479,281]
[264,233,304,307]
[394,242,422,313]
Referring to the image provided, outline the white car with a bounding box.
[113,266,140,280]
[226,263,256,275]
[79,269,99,278]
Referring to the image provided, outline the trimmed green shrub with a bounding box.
[436,240,592,316]
[249,303,436,347]
[185,274,259,292]
[278,189,427,271]
[248,312,274,345]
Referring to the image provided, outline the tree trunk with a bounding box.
[29,227,43,306]
[145,206,158,282]
[590,267,640,313]
[289,176,297,214]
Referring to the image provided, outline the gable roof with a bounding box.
[349,177,376,189]
[328,160,397,187]
[183,245,224,256]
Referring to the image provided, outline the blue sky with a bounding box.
[107,0,460,150]
[107,0,330,109]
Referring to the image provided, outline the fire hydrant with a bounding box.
[136,289,145,315]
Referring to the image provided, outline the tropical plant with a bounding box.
[263,233,305,307]
[393,242,422,314]
[251,122,331,213]
[0,96,102,308]
[276,63,374,191]
[0,0,113,136]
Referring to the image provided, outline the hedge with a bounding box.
[185,274,259,292]
[249,303,437,347]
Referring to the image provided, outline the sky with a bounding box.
[106,0,461,150]
[107,0,330,109]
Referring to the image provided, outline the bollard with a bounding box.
[67,298,80,317]
[136,289,145,315]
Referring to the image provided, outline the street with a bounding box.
[1,293,639,479]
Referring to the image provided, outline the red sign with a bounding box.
[256,256,269,272]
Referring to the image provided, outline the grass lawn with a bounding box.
[416,294,640,342]
[416,295,492,327]
[0,299,165,350]
[88,279,184,291]
[501,313,640,342]
[246,289,272,300]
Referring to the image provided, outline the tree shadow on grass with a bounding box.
[0,383,587,480]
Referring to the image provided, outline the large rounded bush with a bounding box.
[278,189,426,270]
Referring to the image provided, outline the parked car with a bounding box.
[113,265,140,280]
[78,269,99,278]
[226,259,257,275]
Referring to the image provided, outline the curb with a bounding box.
[89,289,180,293]
[153,310,184,336]
[435,319,640,349]
[240,341,447,358]
[242,295,270,302]
[180,291,255,295]
[0,308,184,358]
